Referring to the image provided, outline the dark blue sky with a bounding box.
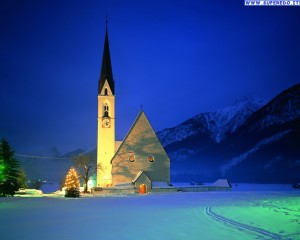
[1,0,300,155]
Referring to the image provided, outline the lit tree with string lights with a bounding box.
[64,167,80,197]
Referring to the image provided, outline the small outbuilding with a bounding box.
[132,171,151,194]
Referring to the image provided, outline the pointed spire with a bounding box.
[98,18,115,95]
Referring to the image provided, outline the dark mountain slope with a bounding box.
[159,83,300,183]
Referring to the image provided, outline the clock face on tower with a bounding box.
[102,118,111,128]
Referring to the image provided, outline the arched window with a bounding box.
[104,88,108,95]
[148,156,154,162]
[103,103,109,117]
[104,104,109,112]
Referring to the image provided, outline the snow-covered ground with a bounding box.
[0,187,299,240]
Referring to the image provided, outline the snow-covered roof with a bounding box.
[152,182,170,188]
[132,171,143,183]
[211,179,232,188]
[115,182,134,189]
[132,171,151,183]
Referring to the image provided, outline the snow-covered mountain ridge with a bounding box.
[244,84,300,132]
[157,96,266,146]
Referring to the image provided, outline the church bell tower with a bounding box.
[97,22,115,187]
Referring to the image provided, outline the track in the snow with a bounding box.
[206,206,283,239]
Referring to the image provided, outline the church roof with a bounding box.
[111,110,169,163]
[98,25,115,95]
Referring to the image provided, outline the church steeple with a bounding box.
[97,19,116,187]
[98,21,115,95]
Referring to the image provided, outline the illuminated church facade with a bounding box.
[96,25,170,191]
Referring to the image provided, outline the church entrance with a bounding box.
[139,184,147,194]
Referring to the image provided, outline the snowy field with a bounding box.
[0,189,299,240]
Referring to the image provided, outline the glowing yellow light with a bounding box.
[64,167,80,190]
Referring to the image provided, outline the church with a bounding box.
[96,24,170,193]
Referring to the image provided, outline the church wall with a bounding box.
[111,112,170,186]
[112,151,170,185]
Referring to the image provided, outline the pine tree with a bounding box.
[0,139,20,197]
[64,167,80,197]
[0,161,4,182]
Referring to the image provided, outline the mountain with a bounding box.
[158,96,266,146]
[17,148,89,185]
[157,96,266,166]
[158,83,300,183]
[220,83,300,183]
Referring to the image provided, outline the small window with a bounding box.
[103,103,109,117]
[104,88,108,95]
[104,103,109,112]
[148,156,154,162]
[129,155,135,162]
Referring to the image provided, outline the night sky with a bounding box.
[1,0,300,155]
